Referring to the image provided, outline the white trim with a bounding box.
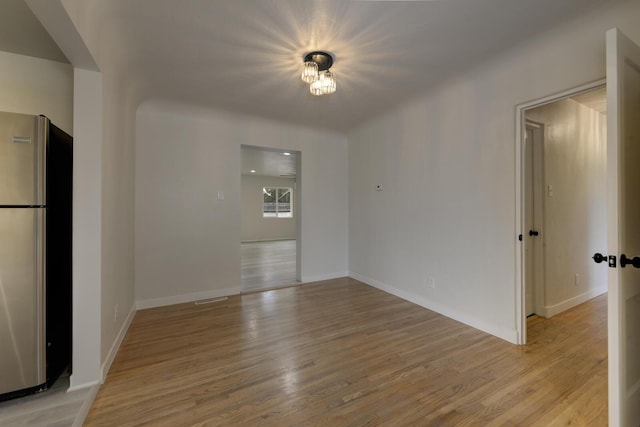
[241,238,295,243]
[71,382,101,427]
[136,287,240,310]
[66,379,99,393]
[537,285,607,318]
[301,272,349,284]
[350,272,519,344]
[100,304,136,381]
[514,78,606,345]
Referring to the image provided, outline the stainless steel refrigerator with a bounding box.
[0,111,72,401]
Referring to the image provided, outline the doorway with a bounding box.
[516,81,608,344]
[240,145,301,292]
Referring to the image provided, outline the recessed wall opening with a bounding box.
[240,145,301,292]
[516,81,607,345]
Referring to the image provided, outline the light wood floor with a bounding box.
[85,278,607,426]
[241,240,298,292]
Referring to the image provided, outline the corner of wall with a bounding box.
[349,272,519,345]
[539,285,607,318]
[100,303,136,382]
[135,287,241,310]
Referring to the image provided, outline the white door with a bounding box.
[524,126,535,316]
[524,123,543,318]
[606,27,640,427]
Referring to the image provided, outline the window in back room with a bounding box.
[262,187,293,218]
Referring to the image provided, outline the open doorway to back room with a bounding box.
[518,83,608,344]
[240,146,301,292]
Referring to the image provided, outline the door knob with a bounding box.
[620,254,640,268]
[592,253,608,264]
[529,230,539,237]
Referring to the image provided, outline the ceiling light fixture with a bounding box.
[300,51,336,96]
[283,152,291,156]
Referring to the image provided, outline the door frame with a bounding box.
[514,78,606,345]
[239,144,302,290]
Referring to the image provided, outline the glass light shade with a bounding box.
[321,71,336,95]
[310,71,336,96]
[301,61,318,83]
[310,78,324,96]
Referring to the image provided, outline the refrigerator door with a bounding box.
[0,208,46,395]
[0,112,44,205]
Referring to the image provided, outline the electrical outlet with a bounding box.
[574,274,579,287]
[427,276,436,289]
[114,304,119,321]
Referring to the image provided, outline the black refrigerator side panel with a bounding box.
[45,122,73,385]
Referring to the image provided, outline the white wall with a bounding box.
[527,99,607,316]
[135,101,348,308]
[70,68,103,389]
[96,70,137,375]
[0,50,73,133]
[241,175,296,242]
[57,0,138,379]
[348,0,640,343]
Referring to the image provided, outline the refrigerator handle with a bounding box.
[35,116,48,204]
[35,209,47,382]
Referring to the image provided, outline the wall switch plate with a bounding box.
[217,191,224,200]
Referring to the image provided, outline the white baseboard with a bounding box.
[71,382,101,427]
[101,304,136,382]
[241,238,296,243]
[349,272,519,344]
[539,286,607,318]
[136,287,240,310]
[66,379,100,393]
[301,271,349,284]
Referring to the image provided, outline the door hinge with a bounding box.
[608,255,617,268]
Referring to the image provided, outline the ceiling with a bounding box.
[0,0,68,63]
[12,0,621,132]
[571,87,607,114]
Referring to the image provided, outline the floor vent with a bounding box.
[195,296,228,305]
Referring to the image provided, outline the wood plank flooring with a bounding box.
[85,278,607,426]
[241,240,298,292]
